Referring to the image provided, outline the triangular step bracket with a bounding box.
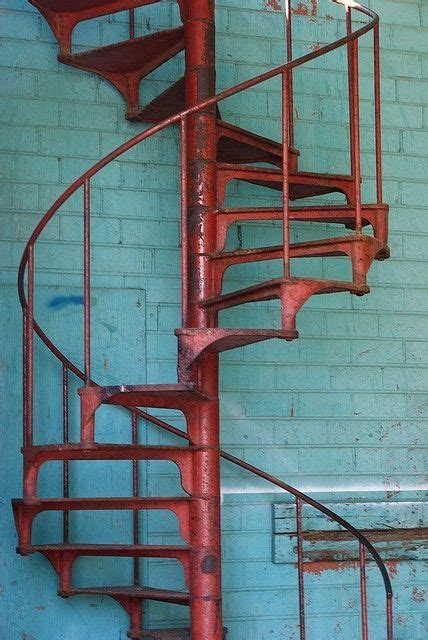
[175,327,298,383]
[59,27,185,114]
[30,0,161,55]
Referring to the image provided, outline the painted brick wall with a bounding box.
[0,1,426,639]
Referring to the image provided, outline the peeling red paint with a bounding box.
[412,587,425,603]
[386,560,399,577]
[264,1,318,17]
[298,560,357,574]
[265,0,282,10]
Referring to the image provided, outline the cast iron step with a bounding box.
[217,120,299,170]
[201,277,368,313]
[201,276,369,332]
[79,383,209,409]
[22,444,195,501]
[217,163,355,204]
[30,1,164,55]
[215,203,389,250]
[58,27,185,114]
[13,496,191,512]
[17,543,190,561]
[210,234,389,265]
[59,585,190,606]
[13,497,192,546]
[130,629,228,639]
[176,327,298,382]
[130,77,222,123]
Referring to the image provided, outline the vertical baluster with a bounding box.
[83,179,91,384]
[359,543,369,640]
[129,9,135,40]
[386,594,393,640]
[350,37,362,234]
[25,245,35,448]
[180,116,188,326]
[373,22,383,204]
[346,6,356,178]
[296,498,306,640]
[282,71,291,279]
[132,411,140,585]
[285,0,295,148]
[62,365,69,543]
[346,9,362,233]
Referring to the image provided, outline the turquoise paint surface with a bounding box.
[0,1,427,638]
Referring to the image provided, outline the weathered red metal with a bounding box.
[14,1,394,638]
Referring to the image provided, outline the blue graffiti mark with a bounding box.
[48,295,84,309]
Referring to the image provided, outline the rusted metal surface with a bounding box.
[14,1,394,638]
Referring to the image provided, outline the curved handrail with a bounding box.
[18,1,392,635]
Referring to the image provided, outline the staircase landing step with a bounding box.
[59,585,190,606]
[13,496,191,512]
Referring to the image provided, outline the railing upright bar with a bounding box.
[62,364,69,543]
[180,116,189,326]
[285,0,295,148]
[373,22,383,204]
[296,498,306,640]
[25,246,35,448]
[350,37,363,233]
[83,179,91,384]
[131,411,140,585]
[129,9,135,39]
[359,543,369,640]
[346,7,356,178]
[386,595,394,640]
[282,71,291,278]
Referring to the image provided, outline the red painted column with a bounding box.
[182,1,223,638]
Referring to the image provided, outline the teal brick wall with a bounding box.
[0,1,427,638]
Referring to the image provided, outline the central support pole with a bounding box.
[182,1,223,638]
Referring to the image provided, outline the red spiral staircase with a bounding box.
[13,1,394,638]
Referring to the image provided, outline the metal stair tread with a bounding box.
[218,163,353,181]
[176,327,298,350]
[210,234,389,261]
[201,276,369,311]
[217,120,299,166]
[23,443,196,463]
[58,27,185,74]
[59,585,190,605]
[18,543,190,556]
[13,496,191,510]
[30,1,151,15]
[88,383,209,406]
[219,203,388,215]
[130,629,228,639]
